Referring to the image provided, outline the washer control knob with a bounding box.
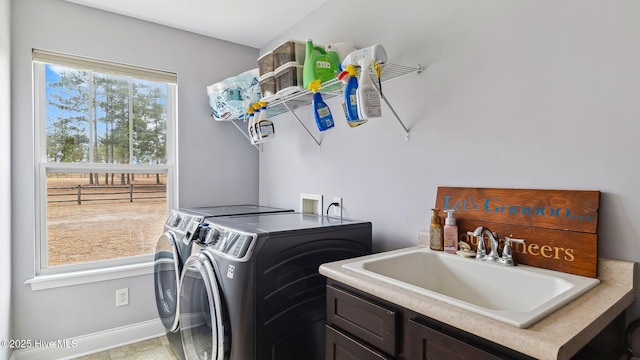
[203,227,219,245]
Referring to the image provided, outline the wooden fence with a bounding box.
[48,184,166,204]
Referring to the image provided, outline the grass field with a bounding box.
[46,173,167,267]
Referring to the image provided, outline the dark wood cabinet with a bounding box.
[325,279,627,360]
[326,285,397,356]
[326,325,393,360]
[325,280,524,360]
[406,318,503,360]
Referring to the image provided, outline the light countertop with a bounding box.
[319,246,636,360]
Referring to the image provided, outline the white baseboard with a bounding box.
[10,319,165,360]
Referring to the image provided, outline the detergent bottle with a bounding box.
[308,79,334,131]
[341,44,388,69]
[326,49,340,73]
[326,42,354,66]
[303,39,338,90]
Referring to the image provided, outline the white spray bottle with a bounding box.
[256,101,275,141]
[357,58,382,119]
[247,106,257,145]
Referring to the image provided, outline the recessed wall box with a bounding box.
[300,193,323,215]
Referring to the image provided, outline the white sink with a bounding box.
[342,247,600,328]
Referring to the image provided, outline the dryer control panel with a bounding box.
[165,210,205,245]
[197,224,256,261]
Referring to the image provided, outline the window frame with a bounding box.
[32,50,178,281]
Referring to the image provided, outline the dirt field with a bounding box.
[46,173,167,266]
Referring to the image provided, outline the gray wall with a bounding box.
[11,0,259,340]
[2,0,12,358]
[259,0,640,321]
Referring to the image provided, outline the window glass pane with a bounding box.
[46,171,166,267]
[132,79,168,164]
[45,66,91,163]
[44,64,168,166]
[93,73,130,164]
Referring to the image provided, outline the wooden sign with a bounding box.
[435,187,600,278]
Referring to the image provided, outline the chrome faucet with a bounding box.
[468,226,500,262]
[466,227,525,266]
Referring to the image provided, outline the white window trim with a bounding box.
[25,260,155,291]
[29,51,178,289]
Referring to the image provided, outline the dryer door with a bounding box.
[154,231,182,332]
[179,253,227,360]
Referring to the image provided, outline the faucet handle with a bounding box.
[498,236,525,266]
[467,229,487,260]
[505,236,525,249]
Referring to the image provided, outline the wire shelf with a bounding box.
[223,62,423,149]
[265,63,421,118]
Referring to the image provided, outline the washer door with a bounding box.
[154,231,182,332]
[179,253,227,360]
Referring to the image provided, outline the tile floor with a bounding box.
[73,336,178,360]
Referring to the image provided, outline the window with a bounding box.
[33,50,177,276]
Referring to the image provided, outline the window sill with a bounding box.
[25,261,154,291]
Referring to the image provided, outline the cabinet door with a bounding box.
[407,319,503,360]
[326,325,393,360]
[326,285,397,355]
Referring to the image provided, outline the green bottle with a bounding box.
[303,39,338,90]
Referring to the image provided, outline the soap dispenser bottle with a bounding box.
[443,209,459,254]
[429,208,444,251]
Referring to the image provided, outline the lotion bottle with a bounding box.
[429,208,444,251]
[443,209,459,254]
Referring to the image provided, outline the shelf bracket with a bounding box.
[283,101,322,151]
[374,82,411,141]
[229,118,262,151]
[381,93,410,141]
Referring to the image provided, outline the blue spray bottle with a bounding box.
[342,64,367,127]
[308,79,334,131]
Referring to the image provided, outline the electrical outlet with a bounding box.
[331,197,342,218]
[116,288,129,307]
